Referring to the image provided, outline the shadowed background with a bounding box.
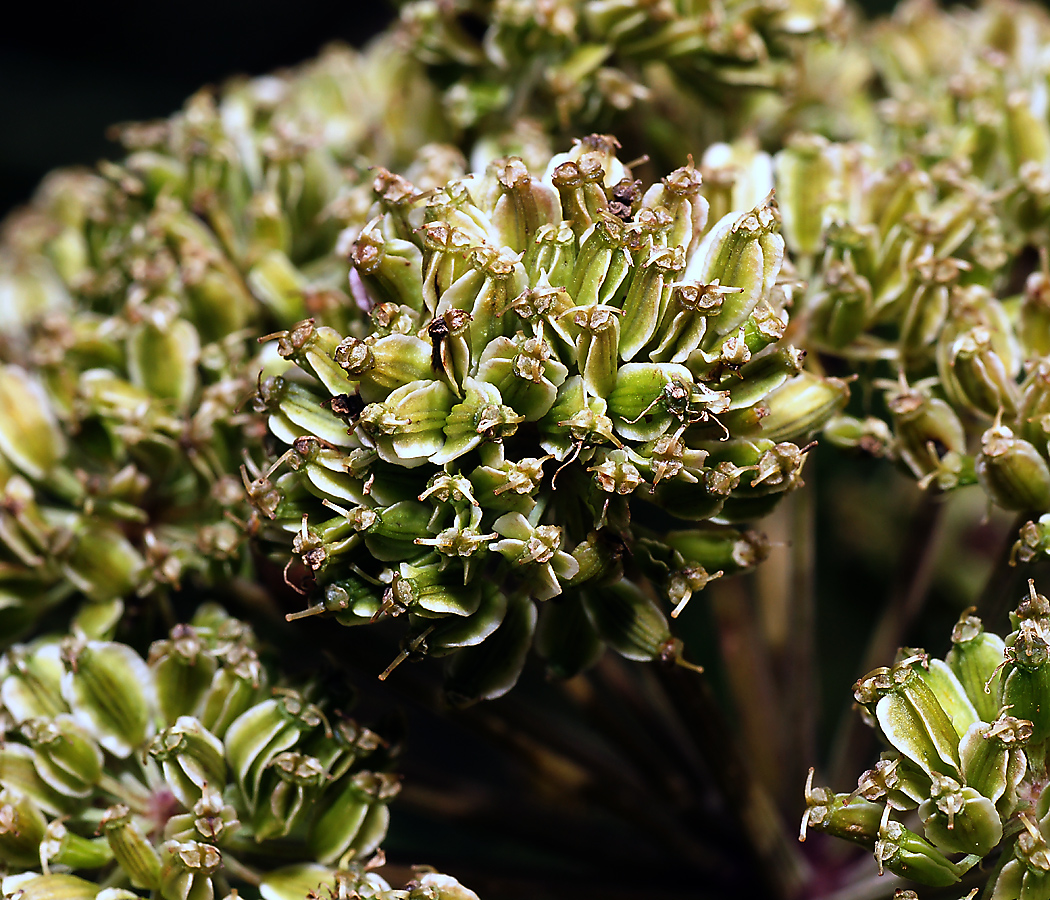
[0,0,396,216]
[0,0,910,219]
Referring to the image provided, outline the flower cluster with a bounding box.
[803,580,1050,896]
[247,135,846,700]
[395,0,846,144]
[665,0,1050,567]
[0,606,408,900]
[0,38,469,645]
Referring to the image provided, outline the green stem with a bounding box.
[222,852,263,887]
[97,773,152,815]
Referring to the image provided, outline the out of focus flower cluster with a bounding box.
[0,606,407,900]
[689,0,1050,567]
[249,135,847,701]
[0,39,464,644]
[395,0,846,148]
[802,580,1050,896]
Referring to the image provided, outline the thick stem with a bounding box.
[975,512,1028,632]
[709,575,786,803]
[654,663,810,900]
[784,482,817,811]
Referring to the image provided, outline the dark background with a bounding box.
[1,0,911,221]
[0,0,397,217]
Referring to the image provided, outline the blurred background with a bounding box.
[0,0,396,216]
[0,0,918,220]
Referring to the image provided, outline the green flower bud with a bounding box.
[774,134,836,258]
[60,637,154,758]
[40,820,113,871]
[126,314,200,411]
[488,156,560,253]
[738,372,849,444]
[197,645,266,740]
[224,692,324,811]
[618,244,685,362]
[606,363,692,442]
[799,770,881,848]
[0,788,48,868]
[852,754,930,811]
[572,213,633,312]
[425,581,508,656]
[938,325,1020,419]
[0,874,110,900]
[887,384,967,483]
[147,718,227,809]
[263,378,357,449]
[991,814,1050,900]
[648,281,733,365]
[724,346,807,413]
[999,620,1050,745]
[432,377,522,464]
[912,657,979,742]
[309,771,398,865]
[20,715,102,799]
[686,194,783,340]
[0,365,66,481]
[917,773,1002,856]
[247,250,308,325]
[854,655,962,778]
[263,320,356,398]
[335,334,432,404]
[476,335,568,421]
[551,156,611,238]
[163,788,238,845]
[810,257,873,348]
[159,840,221,900]
[1,643,66,723]
[580,580,672,663]
[395,562,483,616]
[947,612,1007,722]
[490,512,579,600]
[874,811,968,887]
[62,525,145,605]
[960,715,1031,818]
[665,528,769,575]
[252,751,328,841]
[977,420,1050,513]
[148,626,220,724]
[569,304,622,399]
[0,744,73,818]
[351,222,426,312]
[522,226,577,294]
[359,380,456,466]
